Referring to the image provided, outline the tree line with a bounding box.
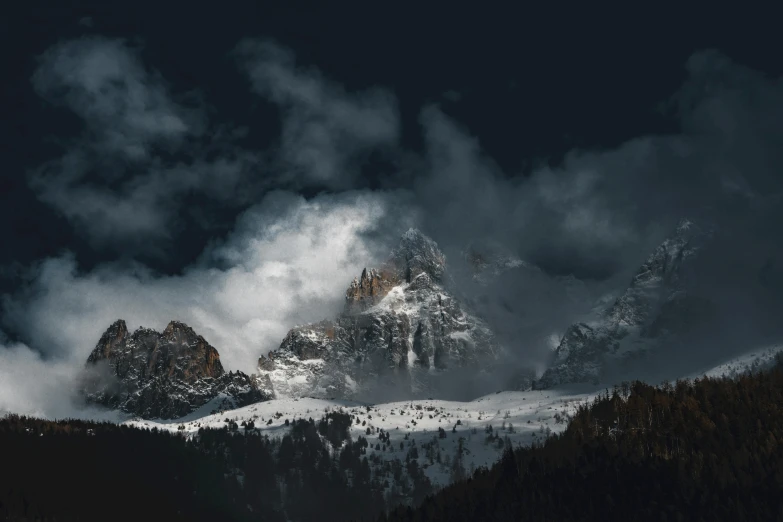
[0,409,431,521]
[383,356,783,521]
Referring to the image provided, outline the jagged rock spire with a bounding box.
[82,320,267,419]
[390,228,447,283]
[535,218,713,389]
[345,228,447,314]
[87,319,128,363]
[345,267,398,313]
[628,218,706,289]
[260,227,499,400]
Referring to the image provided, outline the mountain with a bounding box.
[82,319,269,419]
[255,229,501,399]
[535,219,714,388]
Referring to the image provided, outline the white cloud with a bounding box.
[0,338,111,419]
[3,191,414,377]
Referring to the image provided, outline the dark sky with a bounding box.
[1,3,782,415]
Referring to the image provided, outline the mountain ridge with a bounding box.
[534,219,714,388]
[255,228,501,400]
[82,319,268,419]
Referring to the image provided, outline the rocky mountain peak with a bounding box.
[162,320,197,337]
[87,319,129,363]
[344,229,447,314]
[257,228,499,400]
[535,218,714,389]
[604,218,707,328]
[82,320,268,419]
[628,218,705,290]
[345,267,400,314]
[390,228,447,283]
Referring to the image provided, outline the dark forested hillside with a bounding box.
[6,359,783,522]
[384,357,783,522]
[0,410,430,522]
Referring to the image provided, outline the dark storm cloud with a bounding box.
[31,37,198,154]
[235,39,401,189]
[404,49,783,373]
[415,50,783,278]
[29,37,262,252]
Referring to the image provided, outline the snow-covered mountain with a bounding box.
[82,319,269,419]
[78,220,734,418]
[255,229,501,400]
[126,342,781,492]
[129,388,593,489]
[535,219,714,388]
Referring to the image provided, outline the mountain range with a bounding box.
[82,221,720,418]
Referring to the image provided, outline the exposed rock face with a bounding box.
[535,219,714,388]
[83,320,268,419]
[256,229,499,399]
[345,268,400,314]
[389,228,448,283]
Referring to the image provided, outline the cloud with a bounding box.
[29,37,261,252]
[407,50,783,370]
[0,339,75,417]
[0,336,119,419]
[236,40,400,188]
[29,37,402,254]
[32,37,197,157]
[2,191,415,378]
[416,50,783,282]
[416,105,660,282]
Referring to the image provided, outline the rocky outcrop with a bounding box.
[345,268,400,313]
[535,219,714,388]
[82,320,269,419]
[256,229,499,399]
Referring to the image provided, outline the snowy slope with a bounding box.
[688,344,783,380]
[127,387,594,488]
[127,343,783,489]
